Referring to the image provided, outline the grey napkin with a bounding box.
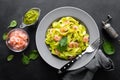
[62,49,114,80]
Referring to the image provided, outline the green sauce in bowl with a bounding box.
[23,8,40,25]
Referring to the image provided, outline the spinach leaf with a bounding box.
[2,32,7,40]
[22,50,39,65]
[8,20,17,28]
[7,54,14,61]
[29,50,39,60]
[22,54,30,65]
[102,40,115,55]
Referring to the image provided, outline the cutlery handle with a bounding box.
[58,52,86,74]
[58,58,77,74]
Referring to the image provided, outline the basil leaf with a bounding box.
[8,20,17,28]
[102,40,115,55]
[57,37,67,52]
[2,32,7,40]
[7,54,14,61]
[29,50,39,60]
[22,54,30,65]
[57,44,67,52]
[59,37,67,47]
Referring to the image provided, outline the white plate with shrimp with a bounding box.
[36,6,100,70]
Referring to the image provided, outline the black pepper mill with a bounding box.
[102,15,119,39]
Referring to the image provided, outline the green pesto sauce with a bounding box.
[23,9,39,25]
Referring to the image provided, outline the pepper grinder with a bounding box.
[102,15,119,39]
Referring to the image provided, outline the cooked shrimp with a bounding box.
[64,20,70,25]
[7,29,28,51]
[83,36,89,43]
[60,27,68,32]
[73,25,78,30]
[53,35,62,42]
[54,49,60,55]
[68,42,79,48]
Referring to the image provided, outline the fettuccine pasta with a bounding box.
[45,16,89,60]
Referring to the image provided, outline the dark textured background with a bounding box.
[0,0,120,80]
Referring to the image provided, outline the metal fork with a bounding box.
[58,38,100,74]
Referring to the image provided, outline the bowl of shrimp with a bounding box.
[6,28,29,52]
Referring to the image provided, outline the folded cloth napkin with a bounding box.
[61,49,114,80]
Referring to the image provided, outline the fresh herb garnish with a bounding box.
[102,40,115,55]
[22,50,39,65]
[57,37,68,52]
[29,50,39,60]
[7,54,14,61]
[2,32,7,40]
[8,20,17,28]
[6,50,39,65]
[22,54,30,65]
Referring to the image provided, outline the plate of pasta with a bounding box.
[36,6,100,70]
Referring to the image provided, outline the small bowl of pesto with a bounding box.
[20,7,41,28]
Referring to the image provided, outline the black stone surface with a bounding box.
[0,0,120,80]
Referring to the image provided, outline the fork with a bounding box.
[58,38,100,74]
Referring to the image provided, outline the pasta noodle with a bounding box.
[45,16,89,60]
